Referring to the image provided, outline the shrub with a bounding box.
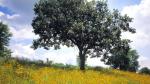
[139,67,150,75]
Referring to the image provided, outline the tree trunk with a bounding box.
[79,49,86,70]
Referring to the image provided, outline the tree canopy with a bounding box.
[127,49,139,72]
[0,22,12,57]
[32,0,135,70]
[106,48,139,71]
[139,67,150,75]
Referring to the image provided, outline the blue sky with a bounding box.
[108,0,140,10]
[0,0,150,68]
[0,6,14,15]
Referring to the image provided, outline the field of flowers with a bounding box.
[0,60,150,84]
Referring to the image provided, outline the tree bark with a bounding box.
[79,49,86,70]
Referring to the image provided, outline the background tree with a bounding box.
[32,0,135,70]
[104,40,130,70]
[105,46,139,71]
[139,67,150,75]
[0,22,12,58]
[127,49,139,72]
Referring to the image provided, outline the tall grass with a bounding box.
[0,58,150,84]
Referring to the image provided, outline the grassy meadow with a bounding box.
[0,58,150,84]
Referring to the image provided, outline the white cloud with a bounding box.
[0,0,37,25]
[0,11,4,17]
[7,14,20,20]
[122,0,150,48]
[41,46,78,64]
[0,0,4,6]
[139,60,150,68]
[123,31,150,49]
[39,46,108,67]
[138,56,148,61]
[10,25,38,40]
[11,44,35,59]
[87,57,108,67]
[0,12,20,22]
[122,0,150,68]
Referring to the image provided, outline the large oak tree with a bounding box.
[32,0,135,70]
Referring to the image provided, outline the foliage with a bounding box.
[104,40,130,70]
[32,0,135,70]
[8,57,77,70]
[106,49,139,71]
[127,49,139,72]
[0,59,34,84]
[46,58,53,65]
[139,67,150,75]
[0,22,12,57]
[52,63,65,68]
